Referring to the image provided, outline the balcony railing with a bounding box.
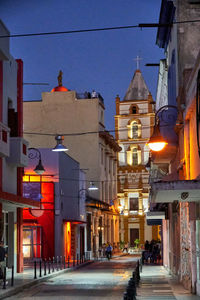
[76,92,104,104]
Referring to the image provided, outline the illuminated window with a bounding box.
[127,146,141,166]
[132,148,138,165]
[130,198,138,210]
[132,122,139,138]
[128,119,141,139]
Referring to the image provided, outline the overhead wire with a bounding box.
[23,122,178,137]
[0,20,200,39]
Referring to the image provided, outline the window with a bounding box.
[129,105,138,114]
[132,106,137,114]
[23,226,42,260]
[129,198,138,210]
[132,122,139,138]
[132,148,138,165]
[127,146,141,166]
[128,119,141,139]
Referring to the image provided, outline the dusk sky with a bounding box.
[0,0,163,131]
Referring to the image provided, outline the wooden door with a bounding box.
[130,228,139,247]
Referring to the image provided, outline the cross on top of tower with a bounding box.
[134,55,143,70]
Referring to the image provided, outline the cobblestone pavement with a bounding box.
[4,256,138,299]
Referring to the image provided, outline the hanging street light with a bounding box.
[28,148,45,175]
[88,181,98,191]
[147,121,168,151]
[52,135,68,152]
[147,105,178,152]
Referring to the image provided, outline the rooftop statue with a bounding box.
[57,70,63,86]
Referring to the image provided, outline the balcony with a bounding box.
[7,137,29,167]
[0,122,10,157]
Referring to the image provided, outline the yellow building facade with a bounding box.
[115,69,157,248]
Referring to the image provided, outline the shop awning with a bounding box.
[146,211,165,225]
[0,190,40,208]
[150,180,200,203]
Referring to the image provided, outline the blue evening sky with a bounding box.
[0,0,163,131]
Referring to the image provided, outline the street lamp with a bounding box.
[88,181,98,191]
[52,135,68,152]
[28,148,45,175]
[78,182,98,215]
[147,105,178,152]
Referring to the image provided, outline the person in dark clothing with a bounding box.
[0,241,7,280]
[144,240,149,251]
[106,244,112,260]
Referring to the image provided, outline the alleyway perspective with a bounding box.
[2,255,199,300]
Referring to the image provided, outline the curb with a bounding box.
[0,260,93,300]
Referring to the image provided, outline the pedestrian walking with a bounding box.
[106,244,112,260]
[123,242,129,253]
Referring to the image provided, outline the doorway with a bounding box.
[80,226,85,258]
[130,228,139,247]
[23,226,42,262]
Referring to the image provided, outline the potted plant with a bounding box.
[134,238,140,249]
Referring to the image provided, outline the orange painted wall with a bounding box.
[185,100,200,179]
[64,222,71,259]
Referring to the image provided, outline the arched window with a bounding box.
[129,104,138,114]
[127,146,141,166]
[132,148,138,165]
[132,106,137,114]
[132,121,139,139]
[128,119,141,139]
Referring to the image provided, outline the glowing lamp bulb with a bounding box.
[148,142,168,152]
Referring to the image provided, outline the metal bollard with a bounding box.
[44,259,47,276]
[126,286,136,300]
[128,278,137,296]
[52,257,55,272]
[39,260,42,277]
[60,256,62,270]
[136,263,140,281]
[34,261,37,279]
[139,257,142,272]
[56,256,59,271]
[63,256,66,269]
[2,267,6,290]
[123,292,130,300]
[11,265,14,286]
[48,258,51,274]
[68,256,70,268]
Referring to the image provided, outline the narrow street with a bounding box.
[6,256,137,300]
